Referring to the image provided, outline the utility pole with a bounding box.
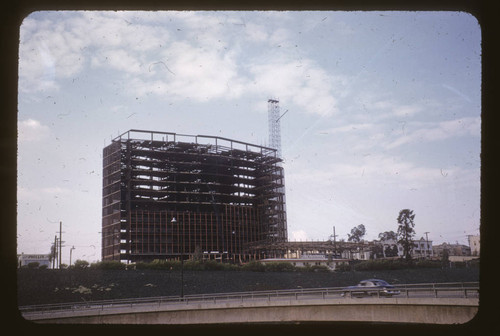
[53,235,58,269]
[424,232,430,258]
[59,221,62,269]
[332,226,338,258]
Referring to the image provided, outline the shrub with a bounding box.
[264,262,297,272]
[199,260,236,271]
[335,263,352,272]
[73,259,90,270]
[241,261,266,272]
[452,261,466,269]
[27,262,39,269]
[91,260,126,270]
[414,260,441,269]
[353,259,407,271]
[308,265,330,272]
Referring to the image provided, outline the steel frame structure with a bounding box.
[102,130,287,263]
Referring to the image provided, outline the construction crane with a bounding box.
[268,99,288,158]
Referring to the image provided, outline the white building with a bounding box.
[341,249,372,260]
[378,237,433,259]
[412,237,434,258]
[468,235,480,256]
[17,253,52,268]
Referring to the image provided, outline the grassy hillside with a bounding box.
[17,267,479,306]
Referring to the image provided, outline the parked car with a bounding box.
[341,279,400,298]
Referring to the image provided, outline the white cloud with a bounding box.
[245,23,268,42]
[392,104,422,117]
[248,59,340,116]
[287,151,476,193]
[18,119,50,143]
[386,117,481,149]
[289,230,309,241]
[95,49,143,74]
[18,186,71,201]
[19,12,172,93]
[19,11,342,117]
[325,123,375,134]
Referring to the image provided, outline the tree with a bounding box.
[193,245,203,261]
[384,245,399,257]
[73,259,89,269]
[348,224,366,242]
[27,262,39,269]
[397,209,416,263]
[370,245,384,259]
[378,231,397,241]
[441,248,450,268]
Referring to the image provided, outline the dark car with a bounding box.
[341,279,400,298]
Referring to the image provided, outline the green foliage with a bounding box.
[348,224,366,242]
[91,260,126,270]
[191,260,239,271]
[73,259,90,269]
[414,259,441,268]
[370,245,384,259]
[132,259,239,271]
[304,265,330,272]
[397,209,416,263]
[241,261,266,272]
[452,261,466,269]
[264,262,297,272]
[148,259,181,270]
[27,262,39,269]
[348,259,445,271]
[384,245,399,257]
[334,263,352,272]
[441,249,450,268]
[353,259,407,271]
[378,231,397,241]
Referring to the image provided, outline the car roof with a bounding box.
[361,279,388,283]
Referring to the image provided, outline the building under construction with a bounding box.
[102,130,287,263]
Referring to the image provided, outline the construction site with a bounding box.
[102,128,287,263]
[101,99,377,264]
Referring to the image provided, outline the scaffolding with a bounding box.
[268,99,281,158]
[245,240,379,260]
[102,130,287,263]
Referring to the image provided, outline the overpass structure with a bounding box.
[20,282,479,325]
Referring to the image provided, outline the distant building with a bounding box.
[412,237,434,258]
[341,248,372,261]
[17,253,51,268]
[378,239,402,258]
[260,255,349,271]
[468,235,480,256]
[377,237,433,259]
[433,242,471,257]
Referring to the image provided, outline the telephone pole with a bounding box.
[332,226,338,258]
[59,221,62,269]
[53,235,58,269]
[424,231,430,258]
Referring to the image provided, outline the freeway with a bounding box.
[20,281,479,320]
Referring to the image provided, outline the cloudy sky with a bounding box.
[17,11,481,264]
